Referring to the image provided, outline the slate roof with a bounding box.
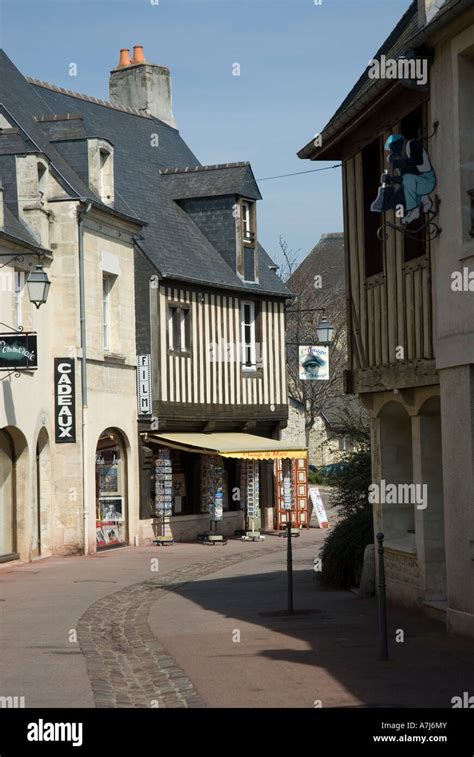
[287,232,345,302]
[160,163,262,201]
[1,203,49,253]
[0,50,288,297]
[298,0,473,160]
[298,1,419,159]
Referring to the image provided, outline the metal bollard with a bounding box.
[287,519,294,614]
[377,532,389,660]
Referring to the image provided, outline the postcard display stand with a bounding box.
[201,455,226,543]
[153,449,174,545]
[241,460,264,541]
[275,458,309,530]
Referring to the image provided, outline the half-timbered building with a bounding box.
[24,45,306,543]
[299,0,474,636]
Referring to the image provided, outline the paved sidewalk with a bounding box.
[1,515,473,709]
[148,542,474,708]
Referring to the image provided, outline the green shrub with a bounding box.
[331,440,372,518]
[318,432,373,588]
[319,507,373,588]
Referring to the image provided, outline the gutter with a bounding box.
[298,0,473,161]
[77,200,91,556]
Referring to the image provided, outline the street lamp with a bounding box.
[27,264,51,309]
[316,316,334,346]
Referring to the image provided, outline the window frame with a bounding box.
[103,274,112,352]
[240,300,256,371]
[168,303,191,355]
[14,270,25,329]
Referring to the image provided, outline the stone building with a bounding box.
[0,44,304,557]
[0,51,142,560]
[298,0,474,636]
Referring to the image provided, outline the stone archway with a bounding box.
[95,428,128,550]
[0,426,29,561]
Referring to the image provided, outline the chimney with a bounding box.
[418,0,448,26]
[109,44,177,128]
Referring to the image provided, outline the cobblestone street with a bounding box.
[1,520,474,709]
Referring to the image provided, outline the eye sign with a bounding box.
[298,346,329,381]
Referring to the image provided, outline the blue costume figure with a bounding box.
[384,133,436,225]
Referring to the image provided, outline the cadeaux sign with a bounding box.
[54,358,76,443]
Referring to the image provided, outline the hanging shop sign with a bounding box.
[0,332,37,370]
[370,129,441,242]
[299,345,329,380]
[137,354,152,415]
[54,358,76,443]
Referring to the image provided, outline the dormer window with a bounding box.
[37,161,48,200]
[88,139,114,206]
[237,198,258,283]
[242,201,256,245]
[99,148,113,204]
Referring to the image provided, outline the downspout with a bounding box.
[77,201,92,555]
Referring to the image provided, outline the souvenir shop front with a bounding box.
[143,432,308,541]
[95,428,128,549]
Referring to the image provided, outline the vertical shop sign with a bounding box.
[54,358,76,443]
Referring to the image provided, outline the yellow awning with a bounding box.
[146,432,307,460]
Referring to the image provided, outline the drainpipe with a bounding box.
[77,201,92,555]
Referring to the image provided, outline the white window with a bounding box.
[241,300,256,370]
[14,271,24,328]
[168,305,190,352]
[242,201,254,244]
[103,275,112,351]
[99,149,112,203]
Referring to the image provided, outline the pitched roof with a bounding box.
[1,203,50,253]
[287,232,345,301]
[298,1,418,160]
[0,50,288,296]
[160,163,262,201]
[298,0,474,161]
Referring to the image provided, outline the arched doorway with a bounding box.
[95,428,127,549]
[0,429,15,561]
[32,428,51,558]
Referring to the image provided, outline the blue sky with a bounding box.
[0,0,411,268]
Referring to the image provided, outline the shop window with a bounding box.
[95,429,127,549]
[0,430,15,559]
[168,304,190,353]
[362,138,384,277]
[401,105,428,262]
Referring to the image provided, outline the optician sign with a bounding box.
[54,358,76,443]
[0,333,37,370]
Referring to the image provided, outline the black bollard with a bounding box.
[377,532,389,660]
[287,518,294,614]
